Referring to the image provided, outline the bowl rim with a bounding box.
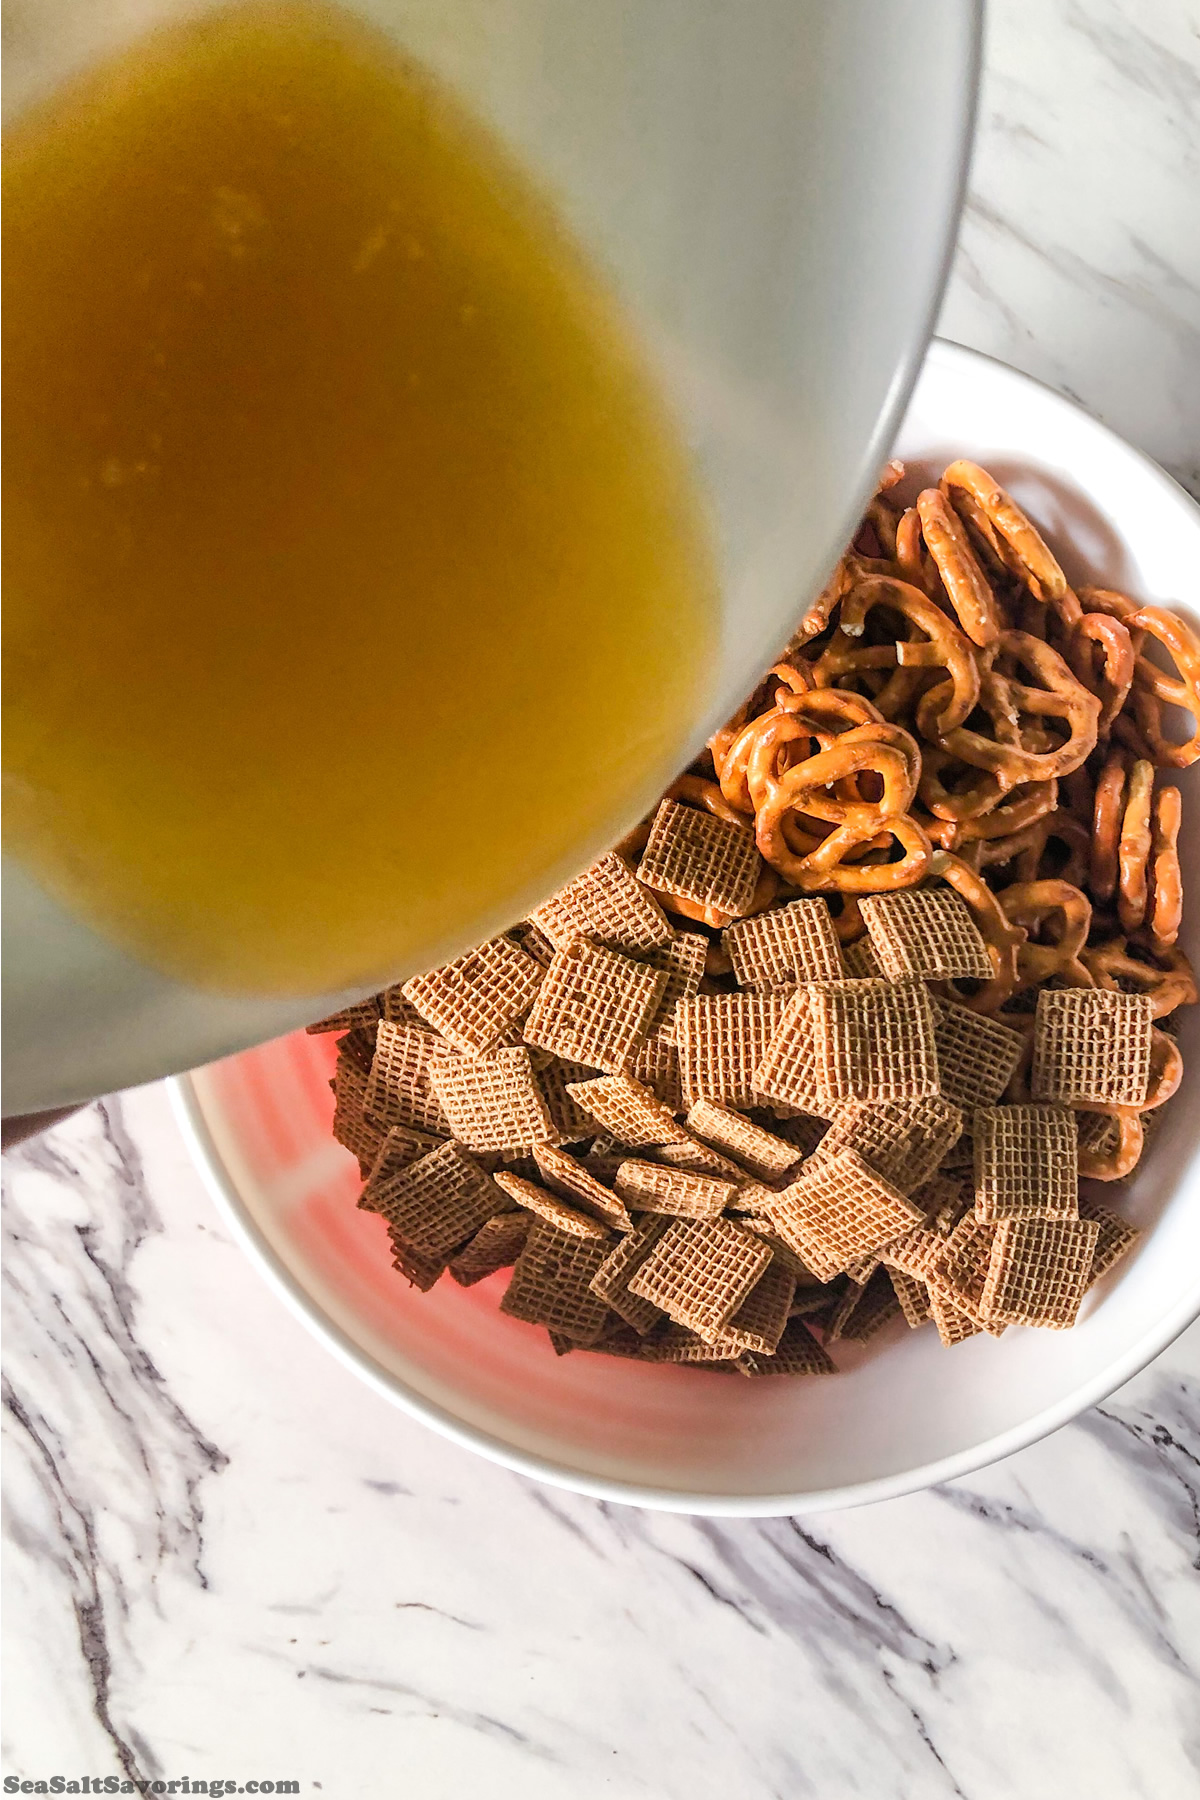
[170,337,1200,1516]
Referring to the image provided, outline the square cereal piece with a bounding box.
[1077,1199,1140,1287]
[889,1266,931,1328]
[1032,989,1153,1107]
[306,995,381,1033]
[637,932,708,1041]
[841,936,883,980]
[811,1096,963,1197]
[589,1217,674,1332]
[929,1288,984,1346]
[637,797,762,917]
[685,1098,803,1182]
[860,889,992,981]
[642,1325,744,1366]
[765,1150,925,1282]
[448,1212,531,1287]
[828,1266,901,1343]
[532,1143,635,1232]
[973,1104,1078,1221]
[401,936,545,1057]
[358,1123,447,1210]
[929,1214,1000,1325]
[492,1169,610,1240]
[739,1317,835,1376]
[534,1059,598,1145]
[722,899,844,990]
[427,1045,559,1152]
[631,1036,685,1111]
[712,1261,796,1355]
[366,1020,451,1136]
[628,1216,772,1340]
[980,1214,1101,1329]
[529,851,674,953]
[650,1133,748,1180]
[523,939,667,1075]
[387,1230,446,1292]
[379,986,429,1026]
[371,1141,509,1259]
[500,1221,613,1345]
[751,988,833,1117]
[613,1159,737,1219]
[332,1065,387,1175]
[930,998,1025,1109]
[808,978,940,1105]
[677,991,789,1110]
[566,1072,689,1148]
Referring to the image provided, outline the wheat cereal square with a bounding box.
[1077,1199,1141,1287]
[1032,989,1153,1107]
[637,797,762,916]
[631,1035,686,1111]
[366,1019,452,1136]
[387,1230,447,1292]
[370,1141,510,1259]
[500,1221,613,1344]
[635,932,709,1041]
[400,935,545,1057]
[980,1214,1101,1328]
[531,1143,634,1232]
[491,1169,610,1240]
[973,1104,1079,1220]
[447,1212,531,1287]
[306,995,381,1033]
[930,998,1026,1109]
[529,851,674,954]
[628,1216,772,1339]
[807,978,940,1105]
[588,1217,674,1332]
[739,1316,836,1375]
[810,1095,963,1196]
[566,1072,689,1147]
[427,1044,559,1152]
[523,938,667,1074]
[685,1098,803,1181]
[764,1150,925,1281]
[840,936,884,979]
[613,1159,737,1219]
[751,988,835,1116]
[860,889,992,981]
[678,990,791,1110]
[722,899,844,989]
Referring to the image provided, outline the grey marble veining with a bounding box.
[5,3,1200,1794]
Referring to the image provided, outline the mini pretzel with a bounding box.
[928,850,1026,1014]
[762,813,932,894]
[895,507,938,596]
[1149,785,1182,948]
[1069,612,1135,735]
[1010,809,1090,886]
[940,460,1081,626]
[932,631,1100,784]
[1117,759,1154,934]
[1077,1110,1144,1182]
[1119,606,1200,769]
[915,487,1001,647]
[998,879,1093,990]
[1089,751,1127,902]
[812,576,980,735]
[667,773,753,826]
[722,691,885,816]
[1081,938,1198,1019]
[956,779,1058,842]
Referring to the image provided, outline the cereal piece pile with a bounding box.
[314,459,1196,1373]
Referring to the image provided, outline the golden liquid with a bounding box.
[3,2,715,994]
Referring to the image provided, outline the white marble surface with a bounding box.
[5,3,1200,1795]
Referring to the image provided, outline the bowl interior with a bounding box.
[182,342,1200,1510]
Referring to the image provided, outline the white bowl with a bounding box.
[4,0,980,1115]
[176,340,1200,1514]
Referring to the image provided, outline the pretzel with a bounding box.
[666,774,751,826]
[1069,612,1135,735]
[721,691,883,816]
[1089,751,1127,902]
[998,880,1093,990]
[1149,785,1182,948]
[919,747,1011,825]
[1082,938,1198,1019]
[1117,605,1200,769]
[964,807,1090,890]
[1117,759,1154,933]
[955,779,1058,842]
[939,460,1081,626]
[895,507,938,596]
[814,576,980,736]
[1076,1110,1144,1182]
[915,487,1002,646]
[929,631,1100,784]
[928,851,1026,1013]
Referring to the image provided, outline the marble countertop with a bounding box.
[5,4,1200,1795]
